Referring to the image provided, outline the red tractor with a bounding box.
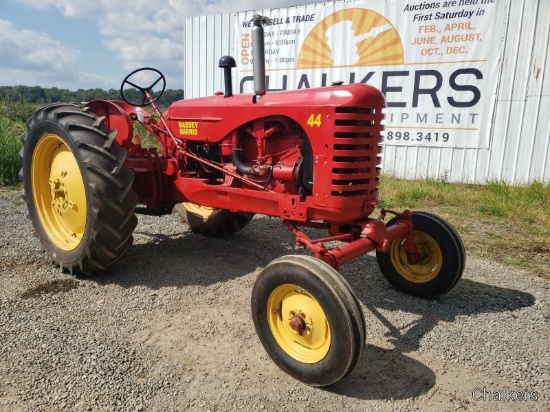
[20,16,464,386]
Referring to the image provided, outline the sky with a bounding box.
[0,0,319,91]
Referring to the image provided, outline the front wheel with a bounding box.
[251,255,365,386]
[376,212,465,298]
[20,103,138,275]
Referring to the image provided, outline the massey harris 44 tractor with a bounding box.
[20,16,464,386]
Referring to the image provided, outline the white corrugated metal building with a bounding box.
[185,0,549,184]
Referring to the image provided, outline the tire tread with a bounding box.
[20,103,137,275]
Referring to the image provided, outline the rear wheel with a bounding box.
[251,255,365,386]
[173,202,253,236]
[376,212,465,298]
[20,103,137,275]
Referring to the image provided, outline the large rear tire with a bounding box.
[251,255,365,386]
[20,103,138,275]
[376,212,465,298]
[173,202,253,236]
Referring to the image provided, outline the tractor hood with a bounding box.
[165,83,385,142]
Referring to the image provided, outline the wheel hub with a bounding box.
[50,174,70,213]
[267,285,330,363]
[390,231,443,283]
[288,311,311,337]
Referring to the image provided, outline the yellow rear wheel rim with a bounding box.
[267,284,331,363]
[389,230,443,283]
[182,202,222,221]
[31,133,87,251]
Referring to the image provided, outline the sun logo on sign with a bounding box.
[297,8,404,68]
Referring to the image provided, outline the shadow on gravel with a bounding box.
[329,345,436,400]
[20,278,80,299]
[326,258,535,400]
[91,217,299,289]
[343,260,536,354]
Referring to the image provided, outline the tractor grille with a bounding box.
[330,106,382,197]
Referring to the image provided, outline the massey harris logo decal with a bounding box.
[178,121,198,136]
[298,8,404,68]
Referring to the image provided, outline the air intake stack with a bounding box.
[218,56,236,97]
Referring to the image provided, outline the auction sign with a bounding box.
[234,0,507,148]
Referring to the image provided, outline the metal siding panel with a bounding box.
[213,14,223,95]
[543,98,550,182]
[426,147,448,180]
[532,96,550,182]
[438,148,454,183]
[511,0,537,101]
[205,15,214,96]
[527,1,548,98]
[490,0,528,183]
[403,146,417,180]
[491,0,549,184]
[510,115,532,184]
[462,149,478,183]
[474,149,491,184]
[526,2,550,182]
[500,1,526,101]
[499,101,524,183]
[450,149,465,183]
[487,98,512,181]
[184,18,192,97]
[192,17,200,98]
[199,18,208,97]
[509,0,543,183]
[488,0,522,183]
[415,147,429,180]
[381,144,397,177]
[231,13,239,95]
[517,97,542,184]
[191,25,198,97]
[192,17,204,98]
[185,17,202,98]
[404,146,416,180]
[393,146,408,178]
[537,9,550,183]
[537,49,550,181]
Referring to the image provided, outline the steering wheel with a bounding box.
[120,67,166,106]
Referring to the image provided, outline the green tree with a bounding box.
[0,85,184,105]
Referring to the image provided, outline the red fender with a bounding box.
[84,99,150,149]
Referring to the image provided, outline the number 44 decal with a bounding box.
[307,114,322,127]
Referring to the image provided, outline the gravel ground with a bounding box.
[0,188,548,411]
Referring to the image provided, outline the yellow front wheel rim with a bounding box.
[31,133,87,251]
[389,231,443,283]
[267,284,331,363]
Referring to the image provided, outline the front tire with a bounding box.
[376,212,465,298]
[20,103,138,275]
[251,255,365,386]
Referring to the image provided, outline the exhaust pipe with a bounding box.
[251,14,271,97]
